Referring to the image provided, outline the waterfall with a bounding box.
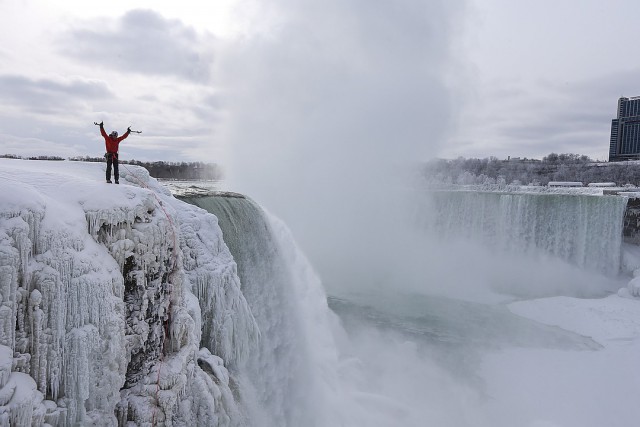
[421,190,628,276]
[180,194,336,427]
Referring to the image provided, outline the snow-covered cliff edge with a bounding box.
[0,159,256,426]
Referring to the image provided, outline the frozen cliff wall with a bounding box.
[623,196,640,245]
[0,159,255,426]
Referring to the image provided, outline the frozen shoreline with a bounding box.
[478,293,640,427]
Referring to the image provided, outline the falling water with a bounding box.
[179,193,326,427]
[421,190,628,276]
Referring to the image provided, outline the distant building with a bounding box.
[587,182,617,187]
[609,96,640,161]
[548,181,583,187]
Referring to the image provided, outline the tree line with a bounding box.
[0,154,221,180]
[424,153,640,187]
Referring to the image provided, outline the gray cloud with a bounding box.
[0,116,102,159]
[59,9,213,83]
[0,74,112,113]
[447,69,640,161]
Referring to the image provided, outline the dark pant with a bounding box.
[106,153,119,182]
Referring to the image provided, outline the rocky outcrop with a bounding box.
[623,197,640,245]
[0,163,255,426]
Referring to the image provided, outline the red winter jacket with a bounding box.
[101,126,130,154]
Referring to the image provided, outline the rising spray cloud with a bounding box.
[216,0,466,291]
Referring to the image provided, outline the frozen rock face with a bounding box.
[0,179,120,426]
[0,343,54,426]
[620,269,640,298]
[0,160,255,426]
[176,199,259,370]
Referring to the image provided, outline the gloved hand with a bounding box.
[99,121,104,127]
[127,126,131,133]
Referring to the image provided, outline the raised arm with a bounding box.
[99,122,108,139]
[116,127,131,143]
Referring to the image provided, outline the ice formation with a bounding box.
[0,159,255,426]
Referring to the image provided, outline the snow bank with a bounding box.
[0,159,254,426]
[479,294,640,427]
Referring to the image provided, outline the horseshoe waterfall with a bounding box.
[1,159,639,427]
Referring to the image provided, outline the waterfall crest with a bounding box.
[180,194,332,427]
[422,191,628,276]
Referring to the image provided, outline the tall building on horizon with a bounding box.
[609,96,640,161]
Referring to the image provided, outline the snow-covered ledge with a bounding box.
[0,159,255,426]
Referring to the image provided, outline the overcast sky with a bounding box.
[1,0,639,165]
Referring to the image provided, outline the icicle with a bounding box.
[0,344,49,427]
[175,202,259,368]
[0,346,11,390]
[28,290,46,394]
[0,295,11,353]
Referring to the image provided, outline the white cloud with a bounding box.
[59,10,216,83]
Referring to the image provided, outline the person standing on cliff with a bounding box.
[97,122,131,184]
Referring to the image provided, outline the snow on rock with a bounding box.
[620,244,640,276]
[0,159,253,426]
[0,344,58,426]
[173,200,258,369]
[621,274,640,298]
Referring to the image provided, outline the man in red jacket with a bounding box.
[98,122,130,184]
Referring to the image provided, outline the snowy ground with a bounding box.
[480,294,640,427]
